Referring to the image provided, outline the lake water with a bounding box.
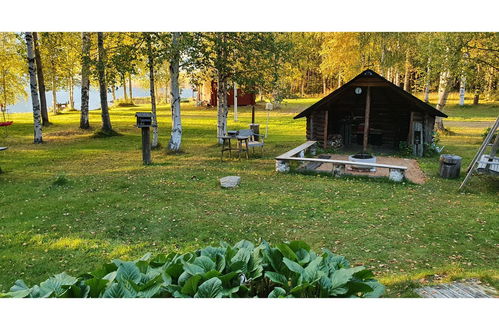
[7,86,194,113]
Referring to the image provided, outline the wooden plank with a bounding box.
[363,86,371,152]
[323,111,328,147]
[276,141,317,159]
[275,156,408,170]
[446,284,476,298]
[407,111,414,145]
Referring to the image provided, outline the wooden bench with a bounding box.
[275,141,318,172]
[275,141,408,182]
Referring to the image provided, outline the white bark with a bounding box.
[233,82,238,122]
[80,32,90,129]
[217,73,229,144]
[459,76,466,106]
[403,51,410,92]
[167,32,182,152]
[25,32,43,144]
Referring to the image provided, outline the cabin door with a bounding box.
[413,121,423,156]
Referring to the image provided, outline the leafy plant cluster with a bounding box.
[482,127,497,142]
[3,240,384,298]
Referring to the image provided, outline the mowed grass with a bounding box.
[0,94,497,297]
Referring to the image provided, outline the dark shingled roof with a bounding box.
[294,69,448,119]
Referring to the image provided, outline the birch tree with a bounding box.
[191,32,288,143]
[97,32,112,133]
[25,32,43,143]
[143,32,160,148]
[168,32,182,152]
[80,32,91,129]
[32,32,50,126]
[0,33,27,121]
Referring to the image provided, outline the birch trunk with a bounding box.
[52,81,57,114]
[459,76,466,106]
[403,52,410,91]
[128,73,133,103]
[322,75,327,94]
[394,70,399,87]
[33,32,49,126]
[424,60,431,103]
[435,71,451,130]
[25,32,43,144]
[111,87,116,102]
[97,32,112,132]
[80,32,90,129]
[216,73,229,144]
[123,76,128,101]
[69,77,74,109]
[167,32,182,152]
[147,35,158,148]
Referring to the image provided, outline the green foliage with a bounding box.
[398,141,413,157]
[2,240,383,298]
[481,127,497,142]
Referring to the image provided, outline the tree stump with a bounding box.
[439,154,462,179]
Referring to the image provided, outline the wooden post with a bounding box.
[141,127,152,165]
[407,112,414,145]
[323,111,329,148]
[363,86,371,152]
[233,82,238,122]
[251,105,255,124]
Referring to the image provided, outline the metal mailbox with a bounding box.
[135,112,153,128]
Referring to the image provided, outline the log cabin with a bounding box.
[294,69,448,156]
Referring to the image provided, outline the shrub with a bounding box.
[2,240,384,298]
[482,127,497,142]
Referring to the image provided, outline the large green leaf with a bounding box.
[164,262,184,279]
[234,240,254,250]
[7,280,32,298]
[194,278,223,298]
[102,283,135,298]
[91,263,118,279]
[135,260,149,274]
[264,271,288,288]
[282,257,304,274]
[193,256,216,272]
[268,287,287,298]
[231,247,252,265]
[363,280,385,298]
[303,256,323,283]
[202,270,221,281]
[329,267,365,296]
[38,273,78,297]
[85,278,109,298]
[181,274,202,296]
[184,263,205,275]
[116,262,141,284]
[289,241,311,252]
[295,249,311,265]
[276,243,298,261]
[219,272,238,286]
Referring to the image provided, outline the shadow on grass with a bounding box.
[91,129,123,138]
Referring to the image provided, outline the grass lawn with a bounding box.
[0,93,497,297]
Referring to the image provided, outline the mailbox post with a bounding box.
[135,112,154,165]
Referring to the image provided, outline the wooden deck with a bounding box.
[415,279,497,298]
